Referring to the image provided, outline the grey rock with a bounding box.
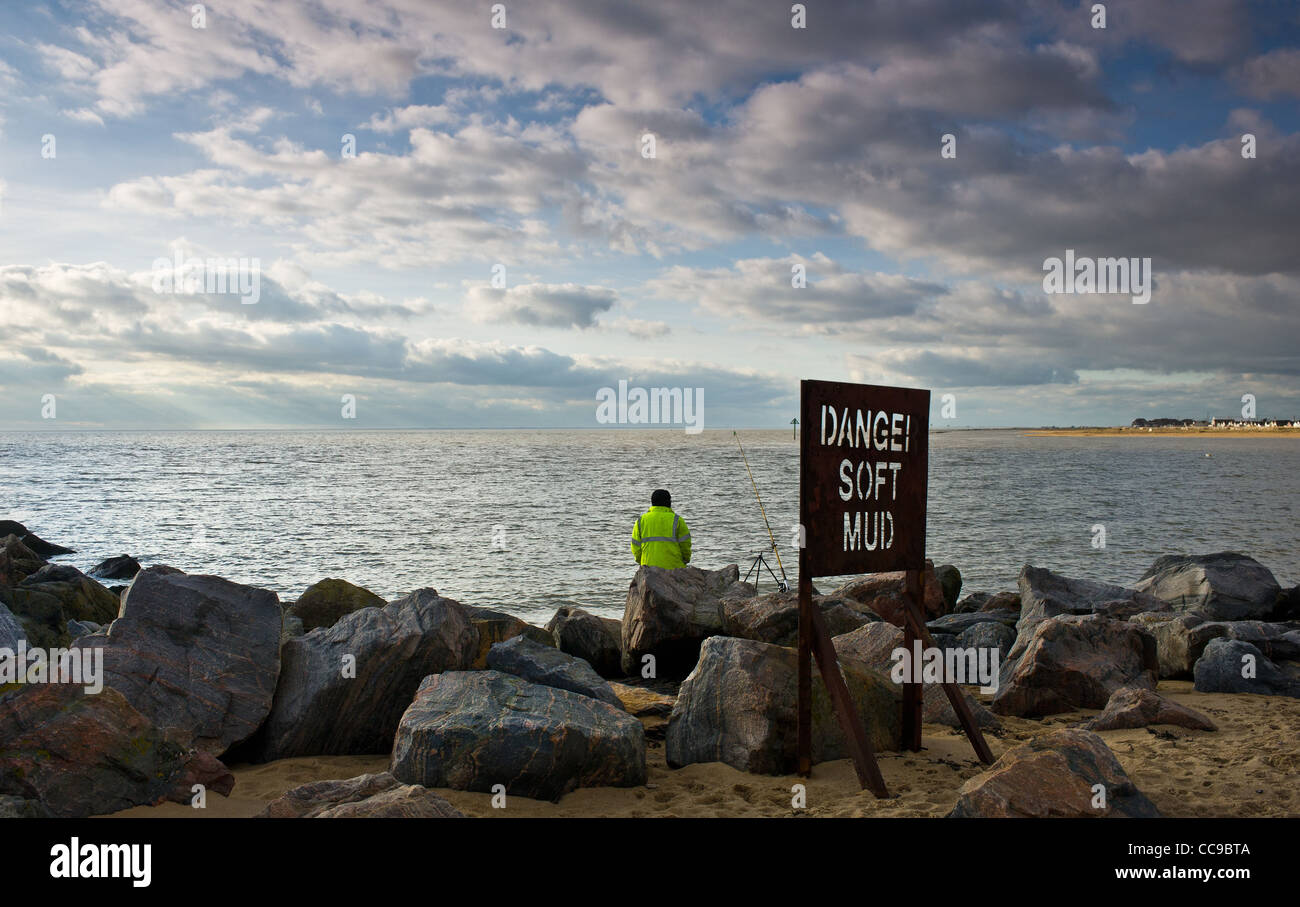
[88,555,141,581]
[1193,638,1300,697]
[486,635,623,707]
[545,605,621,677]
[1080,686,1216,732]
[258,771,464,818]
[721,588,875,646]
[257,588,478,760]
[391,670,646,801]
[621,564,753,678]
[935,564,962,611]
[65,619,101,641]
[1017,565,1164,637]
[6,563,119,649]
[958,620,1017,654]
[1135,552,1282,621]
[927,611,1017,634]
[467,605,554,670]
[0,602,24,650]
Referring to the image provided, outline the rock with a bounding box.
[0,795,53,818]
[927,611,1017,634]
[1130,612,1300,678]
[1080,686,1216,732]
[949,728,1160,817]
[609,681,675,717]
[829,559,946,624]
[16,531,74,558]
[721,589,875,646]
[88,555,141,581]
[486,635,623,707]
[547,606,622,677]
[935,564,962,611]
[930,631,960,650]
[258,772,464,818]
[1135,552,1282,621]
[922,684,1001,729]
[256,588,478,760]
[0,602,24,649]
[958,620,1017,654]
[288,578,385,632]
[280,614,305,641]
[73,566,283,755]
[5,563,120,648]
[832,620,907,668]
[1192,639,1300,697]
[468,606,553,669]
[621,565,753,678]
[666,636,901,775]
[1276,585,1300,620]
[1017,565,1163,636]
[0,684,191,817]
[0,534,46,587]
[66,619,101,640]
[391,671,646,800]
[992,614,1159,717]
[168,750,237,803]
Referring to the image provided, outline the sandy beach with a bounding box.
[100,681,1300,819]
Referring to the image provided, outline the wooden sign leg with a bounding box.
[797,554,812,777]
[900,569,924,751]
[900,598,995,765]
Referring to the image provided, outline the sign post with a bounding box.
[797,379,992,797]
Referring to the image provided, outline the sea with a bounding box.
[2,429,1297,624]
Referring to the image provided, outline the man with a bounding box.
[631,489,691,568]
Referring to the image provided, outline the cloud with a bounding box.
[466,283,618,328]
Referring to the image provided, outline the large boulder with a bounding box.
[0,534,46,587]
[4,564,119,648]
[622,564,753,678]
[666,636,901,775]
[486,635,623,708]
[288,578,385,631]
[0,684,193,817]
[949,728,1160,817]
[547,606,622,677]
[829,559,946,624]
[958,620,1017,654]
[992,614,1159,717]
[926,611,1017,635]
[1130,612,1299,678]
[0,602,24,650]
[72,567,283,755]
[391,671,646,801]
[1134,552,1282,621]
[259,772,464,818]
[1017,565,1163,637]
[1193,639,1300,697]
[256,588,478,760]
[1,522,74,557]
[831,621,999,730]
[934,564,962,611]
[721,589,875,646]
[1080,686,1216,732]
[609,682,676,717]
[467,606,554,669]
[955,591,1021,614]
[88,555,141,581]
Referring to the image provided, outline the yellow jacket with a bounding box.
[631,506,691,568]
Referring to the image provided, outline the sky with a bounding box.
[0,0,1298,430]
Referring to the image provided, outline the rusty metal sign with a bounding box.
[800,379,929,577]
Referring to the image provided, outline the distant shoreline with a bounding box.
[1025,428,1300,438]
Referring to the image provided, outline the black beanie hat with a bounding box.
[651,489,671,507]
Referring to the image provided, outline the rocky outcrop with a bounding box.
[71,567,282,755]
[949,728,1160,817]
[1017,565,1164,636]
[1130,611,1300,678]
[0,521,75,558]
[0,534,47,587]
[934,564,962,611]
[4,563,120,648]
[666,636,901,774]
[0,684,192,817]
[467,606,554,669]
[287,578,385,631]
[546,606,622,677]
[259,772,464,819]
[609,681,676,717]
[992,614,1159,717]
[926,611,1017,635]
[1193,639,1300,697]
[721,589,875,646]
[256,588,478,760]
[486,635,622,707]
[391,671,646,801]
[0,602,24,649]
[829,559,946,624]
[1080,686,1217,732]
[0,795,53,818]
[622,565,753,678]
[89,555,141,581]
[958,620,1017,653]
[1134,552,1282,621]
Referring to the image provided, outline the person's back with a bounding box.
[631,489,691,569]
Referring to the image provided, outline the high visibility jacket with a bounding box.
[631,506,691,568]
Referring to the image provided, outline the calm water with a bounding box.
[1,429,1296,623]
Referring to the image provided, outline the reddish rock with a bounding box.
[830,559,946,625]
[1080,686,1216,732]
[258,771,463,818]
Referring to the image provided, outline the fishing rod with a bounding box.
[733,431,789,592]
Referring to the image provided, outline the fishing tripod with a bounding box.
[745,547,789,592]
[734,431,790,593]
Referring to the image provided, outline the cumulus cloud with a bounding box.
[466,283,617,328]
